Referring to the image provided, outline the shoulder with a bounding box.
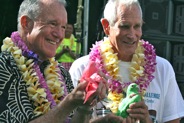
[156,56,174,71]
[156,56,171,65]
[59,65,70,76]
[0,51,13,61]
[58,63,74,92]
[154,56,176,82]
[58,64,72,83]
[156,56,173,68]
[0,51,17,70]
[70,55,89,73]
[69,55,90,87]
[76,55,89,61]
[71,55,89,68]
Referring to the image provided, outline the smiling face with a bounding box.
[24,1,67,61]
[102,4,143,61]
[65,24,74,38]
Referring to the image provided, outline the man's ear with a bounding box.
[20,16,33,32]
[101,18,110,35]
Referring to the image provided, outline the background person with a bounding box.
[69,0,184,122]
[55,23,81,71]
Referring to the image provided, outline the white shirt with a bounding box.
[69,55,184,122]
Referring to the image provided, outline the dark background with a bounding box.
[0,1,184,120]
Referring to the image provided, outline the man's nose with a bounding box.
[53,26,65,39]
[127,28,136,39]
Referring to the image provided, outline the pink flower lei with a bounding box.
[89,38,156,94]
[11,31,67,109]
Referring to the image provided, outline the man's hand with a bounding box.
[126,101,152,123]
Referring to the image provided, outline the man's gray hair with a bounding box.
[17,0,66,31]
[103,0,142,26]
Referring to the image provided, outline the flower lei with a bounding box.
[1,31,67,116]
[89,37,156,113]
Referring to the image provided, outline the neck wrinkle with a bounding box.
[118,53,132,62]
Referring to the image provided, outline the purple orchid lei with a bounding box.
[89,39,156,94]
[11,31,66,109]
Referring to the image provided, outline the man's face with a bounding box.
[26,2,67,60]
[108,4,143,61]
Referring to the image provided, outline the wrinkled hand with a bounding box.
[87,74,108,106]
[126,101,152,123]
[69,78,108,108]
[69,81,88,107]
[62,45,71,53]
[80,60,109,104]
[90,113,138,123]
[82,72,108,107]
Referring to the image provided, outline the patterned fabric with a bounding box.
[0,51,74,123]
[60,62,73,71]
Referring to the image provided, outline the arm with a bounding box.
[55,46,66,60]
[163,77,184,123]
[29,94,76,123]
[162,61,184,122]
[0,54,94,123]
[29,81,93,123]
[68,48,77,59]
[32,77,108,123]
[70,106,92,123]
[165,119,181,123]
[55,46,76,60]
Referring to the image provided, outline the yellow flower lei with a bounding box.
[89,37,156,113]
[1,36,66,116]
[101,38,145,113]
